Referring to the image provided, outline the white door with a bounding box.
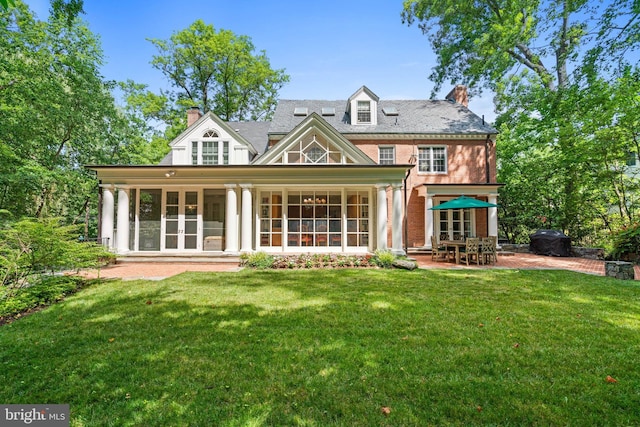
[164,190,200,250]
[436,201,473,239]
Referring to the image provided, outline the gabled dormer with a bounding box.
[346,86,379,126]
[165,110,258,165]
[255,113,375,165]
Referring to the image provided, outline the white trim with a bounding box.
[391,184,404,255]
[224,184,239,253]
[101,187,114,250]
[116,188,130,254]
[268,133,495,142]
[425,194,434,249]
[253,113,375,165]
[240,184,253,252]
[376,184,389,250]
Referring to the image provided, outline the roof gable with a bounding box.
[348,85,379,103]
[170,111,257,155]
[254,112,375,165]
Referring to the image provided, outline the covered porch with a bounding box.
[90,164,412,256]
[418,184,502,249]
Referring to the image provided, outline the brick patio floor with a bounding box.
[413,253,639,280]
[80,253,639,280]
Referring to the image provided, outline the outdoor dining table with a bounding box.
[440,240,467,264]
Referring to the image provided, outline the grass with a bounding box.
[0,269,639,426]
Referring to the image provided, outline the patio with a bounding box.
[80,253,639,280]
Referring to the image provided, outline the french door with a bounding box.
[164,190,199,250]
[436,201,472,239]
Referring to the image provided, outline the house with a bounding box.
[88,85,501,256]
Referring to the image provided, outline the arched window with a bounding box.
[191,129,228,165]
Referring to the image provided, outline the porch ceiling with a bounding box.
[86,164,413,187]
[418,183,504,198]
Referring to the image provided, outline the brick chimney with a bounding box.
[187,106,203,127]
[445,85,468,107]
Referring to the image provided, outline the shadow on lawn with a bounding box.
[0,269,638,425]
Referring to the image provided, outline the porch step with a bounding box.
[408,247,432,255]
[116,253,241,264]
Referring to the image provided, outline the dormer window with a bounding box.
[357,101,371,124]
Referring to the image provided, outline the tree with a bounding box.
[148,19,289,122]
[0,0,14,11]
[403,0,640,246]
[0,1,150,231]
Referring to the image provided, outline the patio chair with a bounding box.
[481,236,498,265]
[431,236,449,262]
[459,237,481,265]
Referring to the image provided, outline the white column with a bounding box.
[376,184,388,251]
[224,184,239,253]
[425,193,434,248]
[391,183,404,255]
[240,184,253,252]
[101,186,114,249]
[116,187,130,254]
[488,193,498,240]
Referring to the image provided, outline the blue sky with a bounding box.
[28,0,497,122]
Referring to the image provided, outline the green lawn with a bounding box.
[1,269,639,426]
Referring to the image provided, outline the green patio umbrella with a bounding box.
[429,195,498,210]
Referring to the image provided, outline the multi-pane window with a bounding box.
[191,141,198,165]
[202,141,217,165]
[223,141,229,164]
[357,101,371,124]
[346,191,369,247]
[285,133,344,164]
[287,191,342,247]
[191,130,229,165]
[259,192,283,247]
[418,146,447,173]
[378,146,395,165]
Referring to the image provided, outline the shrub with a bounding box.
[610,223,640,261]
[0,217,113,296]
[241,251,275,269]
[0,275,86,320]
[372,249,396,268]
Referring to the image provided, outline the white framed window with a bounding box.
[191,141,198,165]
[285,133,344,164]
[223,141,229,164]
[378,146,395,165]
[418,146,447,173]
[191,130,229,165]
[357,101,371,124]
[202,141,217,165]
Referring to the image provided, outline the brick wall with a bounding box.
[353,138,497,248]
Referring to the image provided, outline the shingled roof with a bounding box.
[228,121,271,155]
[268,99,497,136]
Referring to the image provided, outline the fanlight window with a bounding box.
[284,133,350,164]
[203,130,219,138]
